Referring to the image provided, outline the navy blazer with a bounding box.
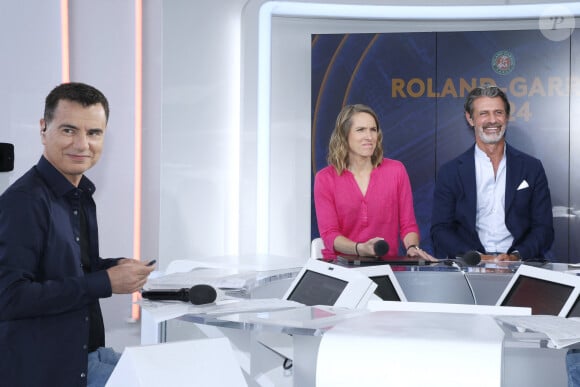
[430,144,554,260]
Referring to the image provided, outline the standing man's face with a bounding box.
[465,96,508,147]
[40,99,107,186]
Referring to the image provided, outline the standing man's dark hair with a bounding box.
[44,82,110,124]
[0,82,154,387]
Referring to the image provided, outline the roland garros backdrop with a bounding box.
[311,30,578,262]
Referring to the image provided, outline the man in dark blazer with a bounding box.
[430,85,554,262]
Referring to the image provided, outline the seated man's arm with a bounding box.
[431,163,481,259]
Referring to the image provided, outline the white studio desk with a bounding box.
[140,258,571,386]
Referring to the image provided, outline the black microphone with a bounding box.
[373,240,389,256]
[141,284,219,305]
[460,250,482,266]
[443,250,481,267]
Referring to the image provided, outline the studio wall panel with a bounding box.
[312,29,574,261]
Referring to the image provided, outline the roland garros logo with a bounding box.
[492,50,515,76]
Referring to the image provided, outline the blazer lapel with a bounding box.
[505,144,521,213]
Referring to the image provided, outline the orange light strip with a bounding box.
[60,0,70,82]
[131,0,144,321]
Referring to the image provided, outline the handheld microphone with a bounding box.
[442,250,481,267]
[458,250,482,266]
[373,240,389,256]
[141,284,219,305]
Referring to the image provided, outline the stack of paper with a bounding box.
[497,315,580,348]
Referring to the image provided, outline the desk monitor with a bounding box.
[566,295,580,318]
[351,265,407,302]
[496,265,580,316]
[563,283,580,318]
[282,259,377,309]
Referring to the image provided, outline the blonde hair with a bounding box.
[327,104,384,174]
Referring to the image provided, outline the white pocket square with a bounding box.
[517,180,529,190]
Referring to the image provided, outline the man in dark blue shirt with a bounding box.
[0,82,155,386]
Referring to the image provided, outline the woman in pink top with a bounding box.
[314,104,435,261]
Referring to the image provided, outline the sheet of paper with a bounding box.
[497,315,580,348]
[143,268,257,290]
[144,267,300,292]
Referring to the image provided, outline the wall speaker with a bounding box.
[0,143,14,172]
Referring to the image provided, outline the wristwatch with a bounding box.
[406,244,419,256]
[510,250,522,261]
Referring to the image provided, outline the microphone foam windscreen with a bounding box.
[188,284,218,305]
[463,251,481,266]
[0,143,14,172]
[375,240,389,256]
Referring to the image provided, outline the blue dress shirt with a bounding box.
[0,156,121,387]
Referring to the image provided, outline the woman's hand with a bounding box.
[406,245,438,262]
[357,237,388,257]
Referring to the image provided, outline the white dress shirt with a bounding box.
[474,145,514,253]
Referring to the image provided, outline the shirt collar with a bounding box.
[474,143,506,162]
[36,156,96,197]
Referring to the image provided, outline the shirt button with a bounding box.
[83,344,88,350]
[73,210,78,216]
[75,236,80,242]
[80,372,86,378]
[85,316,89,322]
